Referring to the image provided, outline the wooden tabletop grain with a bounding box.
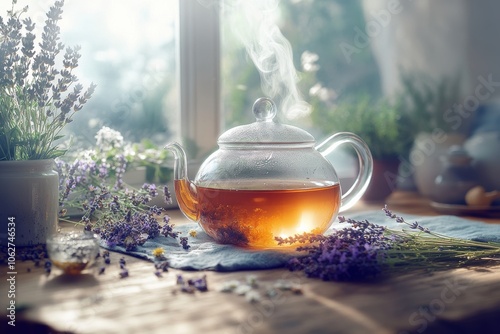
[2,191,500,334]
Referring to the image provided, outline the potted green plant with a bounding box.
[399,72,466,199]
[311,95,414,201]
[0,0,95,245]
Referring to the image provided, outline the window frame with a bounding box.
[179,0,221,158]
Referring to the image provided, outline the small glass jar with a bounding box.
[47,231,100,275]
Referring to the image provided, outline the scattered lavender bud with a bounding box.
[98,266,106,275]
[163,186,172,205]
[179,237,190,250]
[154,260,169,272]
[161,216,179,239]
[119,268,129,279]
[181,285,195,294]
[192,275,208,292]
[103,251,111,265]
[154,270,163,278]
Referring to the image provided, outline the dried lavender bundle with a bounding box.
[276,206,500,281]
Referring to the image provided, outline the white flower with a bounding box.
[95,126,124,151]
[76,149,97,162]
[301,50,320,72]
[309,83,337,102]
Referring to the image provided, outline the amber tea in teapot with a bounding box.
[176,179,341,248]
[167,98,373,249]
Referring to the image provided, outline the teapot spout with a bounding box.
[165,142,199,221]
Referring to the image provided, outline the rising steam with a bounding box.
[219,0,311,120]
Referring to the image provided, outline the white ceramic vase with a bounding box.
[0,160,59,246]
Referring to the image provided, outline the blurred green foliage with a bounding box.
[399,72,463,134]
[310,95,415,159]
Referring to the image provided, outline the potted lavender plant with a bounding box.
[0,0,95,245]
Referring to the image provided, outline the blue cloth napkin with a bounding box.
[101,210,500,271]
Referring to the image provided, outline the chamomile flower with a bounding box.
[152,247,165,258]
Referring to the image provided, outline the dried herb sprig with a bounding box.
[381,206,500,267]
[56,126,189,251]
[0,0,96,160]
[277,206,500,281]
[56,156,181,251]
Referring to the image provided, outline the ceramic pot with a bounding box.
[0,160,59,246]
[411,132,466,198]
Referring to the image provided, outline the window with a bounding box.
[62,0,180,148]
[7,1,495,172]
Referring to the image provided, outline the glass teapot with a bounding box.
[166,97,373,248]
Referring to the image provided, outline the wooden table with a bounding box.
[2,191,500,334]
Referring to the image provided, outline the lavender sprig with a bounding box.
[57,156,177,251]
[276,217,393,281]
[57,126,185,251]
[383,205,429,233]
[277,207,500,281]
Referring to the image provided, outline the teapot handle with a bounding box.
[316,132,373,212]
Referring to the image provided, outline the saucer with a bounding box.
[430,202,500,218]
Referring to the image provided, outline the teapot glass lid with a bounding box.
[217,97,315,145]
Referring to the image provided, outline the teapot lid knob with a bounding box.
[217,97,315,145]
[253,97,277,122]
